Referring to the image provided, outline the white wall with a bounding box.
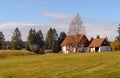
[73,47,76,52]
[90,47,95,52]
[62,46,76,53]
[85,47,90,52]
[78,47,89,52]
[62,46,112,52]
[89,46,111,52]
[62,46,68,53]
[100,46,111,52]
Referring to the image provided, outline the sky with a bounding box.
[0,0,119,41]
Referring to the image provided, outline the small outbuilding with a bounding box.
[89,38,111,52]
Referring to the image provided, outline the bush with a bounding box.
[110,41,120,51]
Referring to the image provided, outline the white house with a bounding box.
[89,38,111,52]
[61,34,90,53]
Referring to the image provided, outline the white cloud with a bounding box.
[42,13,74,24]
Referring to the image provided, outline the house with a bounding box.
[61,34,89,53]
[89,38,111,52]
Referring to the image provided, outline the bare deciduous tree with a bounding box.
[68,14,85,35]
[68,14,85,52]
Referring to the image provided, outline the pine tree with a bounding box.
[38,30,44,48]
[26,28,33,50]
[90,37,94,42]
[0,32,5,49]
[5,41,11,49]
[105,36,108,41]
[96,35,100,39]
[45,28,58,50]
[26,29,44,53]
[53,32,66,52]
[26,29,36,52]
[35,30,44,53]
[11,27,23,50]
[116,24,120,41]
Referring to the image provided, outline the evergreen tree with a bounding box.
[90,37,94,42]
[116,24,120,41]
[26,29,36,52]
[96,35,100,39]
[53,32,66,52]
[35,30,44,53]
[0,32,5,49]
[11,27,23,50]
[5,41,11,49]
[26,29,33,50]
[45,28,58,50]
[38,30,44,48]
[105,36,110,45]
[26,29,44,53]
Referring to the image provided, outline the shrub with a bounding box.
[110,41,120,51]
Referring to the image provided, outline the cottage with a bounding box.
[61,35,89,53]
[89,38,111,52]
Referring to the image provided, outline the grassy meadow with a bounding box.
[0,50,120,78]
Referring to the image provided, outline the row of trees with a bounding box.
[0,27,66,53]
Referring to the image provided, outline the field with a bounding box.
[0,50,120,78]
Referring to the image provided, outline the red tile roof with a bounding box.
[61,34,85,46]
[89,38,105,47]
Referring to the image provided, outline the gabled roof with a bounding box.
[89,38,106,47]
[61,34,86,46]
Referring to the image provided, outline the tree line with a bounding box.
[0,27,66,53]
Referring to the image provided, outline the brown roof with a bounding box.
[61,34,85,46]
[89,38,106,47]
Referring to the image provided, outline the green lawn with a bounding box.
[0,51,120,78]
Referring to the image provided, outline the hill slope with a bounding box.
[0,51,120,78]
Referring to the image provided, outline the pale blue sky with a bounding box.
[0,0,120,24]
[0,0,119,41]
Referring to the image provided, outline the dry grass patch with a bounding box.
[0,50,36,58]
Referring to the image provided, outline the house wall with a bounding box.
[62,46,111,53]
[62,46,76,53]
[90,46,111,52]
[79,47,89,52]
[100,46,111,52]
[62,46,90,53]
[90,47,95,52]
[85,47,90,52]
[90,47,101,52]
[73,47,76,52]
[62,46,68,53]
